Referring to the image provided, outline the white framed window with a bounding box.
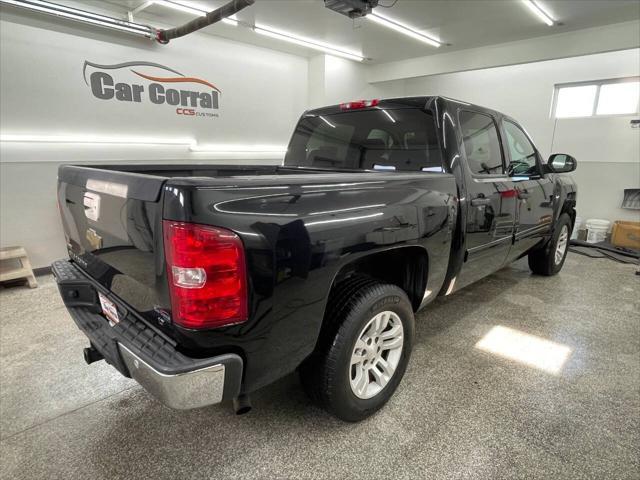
[552,77,640,119]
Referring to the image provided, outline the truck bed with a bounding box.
[57,162,457,390]
[82,164,365,178]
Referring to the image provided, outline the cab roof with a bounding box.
[304,96,499,117]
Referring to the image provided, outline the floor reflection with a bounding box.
[475,325,572,374]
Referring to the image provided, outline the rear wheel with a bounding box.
[299,277,414,422]
[528,213,572,276]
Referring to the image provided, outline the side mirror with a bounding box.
[547,153,577,173]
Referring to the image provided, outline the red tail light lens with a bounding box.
[339,99,379,110]
[163,221,247,329]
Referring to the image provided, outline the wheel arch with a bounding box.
[328,245,429,313]
[561,193,577,230]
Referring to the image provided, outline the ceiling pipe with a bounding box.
[155,0,255,44]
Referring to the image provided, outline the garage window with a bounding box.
[553,77,640,118]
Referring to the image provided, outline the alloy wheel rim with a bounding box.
[555,225,569,265]
[349,311,404,400]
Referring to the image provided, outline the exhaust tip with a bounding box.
[233,394,252,415]
[83,346,104,365]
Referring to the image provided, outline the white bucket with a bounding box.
[585,219,611,244]
[571,216,583,240]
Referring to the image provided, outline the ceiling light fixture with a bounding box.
[368,12,441,48]
[521,0,555,26]
[0,134,195,145]
[0,135,287,155]
[254,24,365,62]
[151,0,238,25]
[189,143,287,154]
[0,0,155,38]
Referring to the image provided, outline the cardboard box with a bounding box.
[611,221,640,249]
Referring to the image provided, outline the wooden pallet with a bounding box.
[0,246,38,288]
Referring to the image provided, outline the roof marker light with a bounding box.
[339,99,379,110]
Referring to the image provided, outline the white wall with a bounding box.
[0,12,308,268]
[1,6,639,269]
[307,54,384,109]
[373,49,640,224]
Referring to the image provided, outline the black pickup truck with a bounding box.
[54,96,577,421]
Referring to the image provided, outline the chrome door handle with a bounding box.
[471,197,491,207]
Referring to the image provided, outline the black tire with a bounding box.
[528,213,572,276]
[299,276,414,422]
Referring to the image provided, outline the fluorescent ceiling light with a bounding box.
[368,12,440,48]
[152,0,203,16]
[0,135,287,155]
[190,143,287,154]
[254,24,364,62]
[522,0,555,26]
[151,0,238,25]
[0,134,194,145]
[0,0,154,37]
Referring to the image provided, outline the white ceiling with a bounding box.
[77,0,640,63]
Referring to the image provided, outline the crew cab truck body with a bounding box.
[54,96,577,420]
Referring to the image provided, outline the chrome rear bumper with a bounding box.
[52,259,243,410]
[119,344,230,410]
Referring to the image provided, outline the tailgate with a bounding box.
[57,165,169,319]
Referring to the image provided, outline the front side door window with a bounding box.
[503,121,539,176]
[502,120,554,256]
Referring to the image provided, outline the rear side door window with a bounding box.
[459,111,504,175]
[503,121,540,176]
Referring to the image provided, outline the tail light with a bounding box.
[163,221,247,329]
[339,99,379,110]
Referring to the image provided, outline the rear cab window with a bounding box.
[284,108,444,173]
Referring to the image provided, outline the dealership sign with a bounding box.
[83,61,220,118]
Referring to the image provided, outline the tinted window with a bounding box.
[459,111,503,175]
[503,121,539,176]
[284,109,444,172]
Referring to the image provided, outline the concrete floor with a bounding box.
[0,253,638,479]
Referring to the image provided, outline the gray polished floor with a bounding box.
[1,254,638,479]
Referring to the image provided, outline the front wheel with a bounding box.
[299,278,414,422]
[528,213,572,276]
